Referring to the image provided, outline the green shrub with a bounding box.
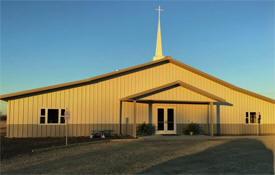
[137,123,155,136]
[184,123,201,135]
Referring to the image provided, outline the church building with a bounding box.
[1,6,274,137]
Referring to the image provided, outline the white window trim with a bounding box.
[246,112,259,125]
[39,108,47,125]
[39,108,66,125]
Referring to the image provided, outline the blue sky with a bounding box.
[1,0,275,107]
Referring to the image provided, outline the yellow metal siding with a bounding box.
[7,100,11,137]
[6,63,275,137]
[32,96,37,137]
[141,86,214,102]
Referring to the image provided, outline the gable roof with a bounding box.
[0,56,274,104]
[121,80,226,102]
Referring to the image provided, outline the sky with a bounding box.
[1,0,275,114]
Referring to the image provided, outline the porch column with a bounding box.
[216,104,220,136]
[133,100,137,138]
[207,104,210,135]
[210,102,214,136]
[148,103,152,124]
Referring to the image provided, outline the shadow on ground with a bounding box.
[2,138,274,174]
[139,139,274,174]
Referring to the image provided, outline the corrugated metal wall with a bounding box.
[7,62,275,137]
[142,86,215,102]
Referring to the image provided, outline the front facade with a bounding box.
[1,6,275,137]
[1,57,275,137]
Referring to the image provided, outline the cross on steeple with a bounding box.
[153,5,165,61]
[155,5,163,14]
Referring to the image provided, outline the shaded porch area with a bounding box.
[119,81,231,137]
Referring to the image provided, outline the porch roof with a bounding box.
[121,80,226,103]
[133,100,211,105]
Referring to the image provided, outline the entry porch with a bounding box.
[119,81,231,137]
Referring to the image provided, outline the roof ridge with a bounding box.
[1,56,274,104]
[169,58,275,103]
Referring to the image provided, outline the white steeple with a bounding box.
[153,5,165,61]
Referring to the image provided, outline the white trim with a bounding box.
[155,104,177,135]
[245,112,260,125]
[39,108,66,125]
[45,108,48,124]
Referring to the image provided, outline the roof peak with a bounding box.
[1,56,274,104]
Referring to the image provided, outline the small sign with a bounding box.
[65,111,70,120]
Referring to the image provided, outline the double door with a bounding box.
[156,106,176,134]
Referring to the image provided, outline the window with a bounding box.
[250,112,256,124]
[40,109,45,124]
[40,109,66,124]
[245,112,259,124]
[61,109,65,124]
[48,109,59,123]
[245,112,249,124]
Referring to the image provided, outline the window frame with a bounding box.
[249,112,257,124]
[39,108,66,125]
[40,108,46,124]
[245,112,249,124]
[245,112,259,125]
[60,109,66,124]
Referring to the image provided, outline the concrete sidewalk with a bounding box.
[140,134,275,141]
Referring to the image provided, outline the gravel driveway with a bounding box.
[1,136,274,174]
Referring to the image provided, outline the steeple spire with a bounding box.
[153,5,165,61]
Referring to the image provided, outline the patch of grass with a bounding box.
[32,140,110,153]
[1,136,133,160]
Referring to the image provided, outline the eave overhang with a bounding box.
[1,56,274,104]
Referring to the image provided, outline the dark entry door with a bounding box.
[156,107,176,134]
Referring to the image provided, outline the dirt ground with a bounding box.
[1,136,274,174]
[0,135,131,160]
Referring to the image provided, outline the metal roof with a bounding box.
[1,56,274,104]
